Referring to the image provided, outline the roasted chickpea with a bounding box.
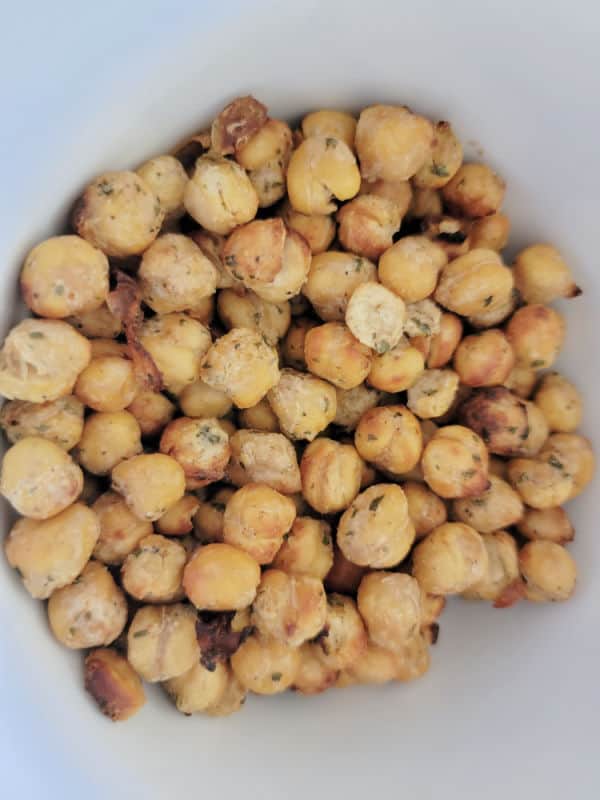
[84,648,146,721]
[121,533,186,602]
[231,632,300,695]
[279,200,336,254]
[539,433,595,500]
[68,304,122,340]
[406,368,460,419]
[403,480,448,539]
[434,248,514,318]
[301,110,357,149]
[458,387,531,457]
[176,382,229,422]
[126,390,175,437]
[505,304,565,370]
[513,244,581,304]
[345,281,406,354]
[193,488,234,544]
[378,236,446,303]
[355,105,434,182]
[507,457,573,510]
[366,337,423,394]
[300,438,362,514]
[345,642,399,685]
[272,516,334,580]
[316,594,367,670]
[92,491,153,565]
[112,453,186,521]
[267,368,336,441]
[281,317,317,371]
[403,299,443,340]
[469,213,510,251]
[420,589,446,629]
[337,195,402,260]
[358,573,421,650]
[287,135,361,214]
[453,475,524,533]
[155,495,199,536]
[204,672,247,717]
[188,230,236,290]
[442,163,505,218]
[136,154,188,219]
[334,383,381,430]
[360,178,413,216]
[412,522,487,594]
[355,405,422,475]
[519,540,577,602]
[453,329,515,388]
[488,456,508,480]
[219,292,290,349]
[421,425,489,499]
[503,364,537,399]
[227,430,301,494]
[534,373,582,433]
[517,506,574,544]
[304,322,372,390]
[337,483,415,568]
[413,121,463,189]
[127,604,199,683]
[392,633,431,681]
[164,660,228,715]
[77,409,142,477]
[303,251,377,322]
[0,395,83,451]
[424,314,461,371]
[159,417,230,487]
[75,356,138,413]
[409,186,443,218]
[293,643,338,695]
[4,502,99,598]
[238,398,280,432]
[468,288,518,330]
[231,117,291,206]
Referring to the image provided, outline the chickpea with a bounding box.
[407,368,460,420]
[159,417,230,487]
[344,281,406,354]
[227,430,301,494]
[287,135,361,214]
[112,453,186,521]
[358,572,421,650]
[4,502,99,598]
[334,383,381,430]
[393,633,431,682]
[409,186,442,218]
[77,410,142,477]
[337,195,402,260]
[355,105,434,182]
[204,672,247,717]
[337,483,415,568]
[120,533,186,603]
[355,405,422,475]
[425,314,461,370]
[300,438,362,514]
[79,474,103,505]
[346,642,399,685]
[403,480,447,539]
[503,364,537,399]
[200,327,279,409]
[442,163,505,218]
[453,474,524,533]
[519,541,577,602]
[316,594,367,670]
[507,458,573,509]
[513,244,581,304]
[453,329,515,388]
[238,398,280,432]
[126,390,175,437]
[412,522,487,594]
[365,337,422,394]
[272,516,334,580]
[84,648,146,721]
[222,483,296,564]
[534,373,582,433]
[506,305,565,371]
[517,506,574,544]
[470,212,510,251]
[136,154,188,219]
[413,121,463,188]
[520,401,549,457]
[176,382,229,422]
[458,387,531,457]
[421,425,489,499]
[193,488,234,544]
[155,495,199,537]
[435,248,514,318]
[301,109,357,149]
[184,155,258,235]
[164,660,228,715]
[378,236,446,303]
[279,200,336,255]
[267,368,336,441]
[231,632,300,695]
[488,456,508,480]
[127,604,199,683]
[304,322,372,390]
[68,304,122,341]
[217,290,290,347]
[539,433,595,500]
[360,177,413,216]
[188,230,236,290]
[468,288,518,330]
[0,395,83,451]
[281,317,317,370]
[303,251,377,322]
[397,419,438,482]
[75,356,138,413]
[92,491,153,565]
[292,643,338,695]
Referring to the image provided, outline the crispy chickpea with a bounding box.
[293,643,338,695]
[139,313,211,395]
[279,200,336,254]
[458,387,532,457]
[304,322,372,390]
[367,337,423,393]
[231,632,300,695]
[420,589,445,629]
[223,483,296,564]
[217,289,291,346]
[84,648,146,721]
[539,433,595,500]
[316,594,367,670]
[184,155,258,235]
[282,317,317,370]
[303,251,377,322]
[200,327,279,409]
[193,488,234,544]
[407,368,460,420]
[188,293,215,327]
[227,430,301,494]
[470,213,510,251]
[121,534,186,602]
[513,244,581,304]
[412,522,487,595]
[300,438,362,514]
[205,672,247,717]
[48,560,127,648]
[267,368,336,441]
[355,405,422,475]
[336,195,402,260]
[453,474,524,533]
[159,417,230,486]
[426,313,462,370]
[355,105,434,182]
[421,425,489,499]
[337,484,415,568]
[435,248,514,318]
[273,516,334,580]
[112,453,186,521]
[358,572,421,651]
[155,495,199,536]
[519,540,577,602]
[136,154,188,219]
[345,281,406,354]
[517,507,574,544]
[92,491,153,565]
[409,186,442,218]
[68,303,122,340]
[453,329,515,388]
[442,163,505,218]
[77,411,142,476]
[0,395,83,451]
[127,604,199,683]
[507,458,573,509]
[238,398,280,432]
[287,135,361,214]
[403,480,447,539]
[164,660,228,715]
[413,121,463,189]
[234,118,292,207]
[126,390,175,437]
[378,236,446,303]
[360,178,413,216]
[189,230,235,290]
[503,364,537,399]
[505,304,565,370]
[302,110,357,149]
[334,383,380,430]
[4,502,99,598]
[177,381,231,421]
[468,289,518,330]
[75,356,138,413]
[534,373,582,433]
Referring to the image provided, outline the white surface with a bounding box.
[1,1,599,797]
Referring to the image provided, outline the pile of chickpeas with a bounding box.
[0,96,593,722]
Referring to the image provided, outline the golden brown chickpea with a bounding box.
[519,540,577,602]
[136,154,188,219]
[204,672,247,717]
[238,398,280,432]
[121,533,186,602]
[73,171,163,257]
[303,251,377,322]
[92,491,153,565]
[503,364,537,399]
[0,318,91,403]
[177,381,231,421]
[507,458,574,510]
[126,390,175,437]
[233,118,292,207]
[513,244,581,304]
[426,313,462,370]
[358,572,421,651]
[360,177,414,217]
[4,502,99,598]
[127,603,199,682]
[505,304,565,369]
[337,483,415,568]
[316,594,368,670]
[325,546,366,594]
[227,430,301,494]
[453,329,515,388]
[468,288,518,330]
[193,488,234,544]
[378,236,447,303]
[112,453,186,521]
[231,632,300,695]
[184,155,258,235]
[366,337,424,393]
[403,480,448,539]
[184,541,261,611]
[519,401,549,457]
[48,560,127,649]
[345,281,406,353]
[300,438,362,514]
[200,327,280,409]
[469,213,510,251]
[292,643,338,695]
[458,387,531,457]
[164,661,228,715]
[267,368,337,441]
[279,200,336,255]
[412,522,488,594]
[68,303,122,340]
[304,322,372,390]
[407,368,460,420]
[435,248,514,318]
[159,417,230,486]
[84,648,146,721]
[287,135,361,214]
[355,105,434,182]
[139,313,212,395]
[77,410,142,476]
[539,433,595,500]
[453,474,524,533]
[355,404,422,475]
[75,356,138,413]
[421,425,489,499]
[337,195,402,260]
[413,121,463,189]
[281,317,317,370]
[302,109,357,149]
[534,373,582,433]
[517,506,574,544]
[272,516,334,580]
[409,186,443,218]
[0,395,84,451]
[222,483,296,564]
[218,289,291,347]
[155,495,199,536]
[442,163,505,218]
[334,383,381,430]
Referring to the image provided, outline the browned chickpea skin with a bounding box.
[421,425,489,499]
[303,251,377,322]
[407,368,460,420]
[517,507,574,544]
[304,322,372,389]
[413,121,463,189]
[293,643,339,695]
[300,437,363,514]
[412,522,488,595]
[279,200,336,255]
[193,487,234,544]
[126,390,175,437]
[378,236,447,303]
[121,534,187,602]
[503,364,537,399]
[469,213,510,251]
[513,244,581,304]
[458,386,531,457]
[136,154,188,220]
[217,289,291,346]
[92,491,153,565]
[345,281,406,354]
[427,313,463,369]
[507,457,574,510]
[442,163,505,218]
[282,317,317,370]
[84,648,146,721]
[453,474,524,533]
[111,453,186,521]
[74,356,138,413]
[159,417,230,487]
[336,194,402,260]
[68,303,122,339]
[325,546,366,594]
[267,368,336,441]
[238,398,280,432]
[539,433,595,500]
[403,480,448,539]
[534,373,582,433]
[355,404,422,475]
[272,516,334,580]
[227,430,301,493]
[505,304,565,370]
[0,395,84,450]
[461,530,521,605]
[358,572,422,652]
[127,603,199,683]
[453,329,515,388]
[519,540,577,602]
[231,632,300,695]
[435,248,514,318]
[301,109,357,149]
[333,383,381,430]
[183,542,261,611]
[164,661,228,715]
[287,135,361,214]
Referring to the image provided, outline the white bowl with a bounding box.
[1,1,599,797]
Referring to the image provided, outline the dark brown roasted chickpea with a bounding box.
[513,244,581,304]
[534,373,582,433]
[421,424,489,499]
[442,163,505,218]
[539,433,595,500]
[462,530,521,604]
[238,398,280,432]
[193,487,234,544]
[159,417,230,487]
[505,304,565,370]
[358,572,422,651]
[272,516,334,580]
[355,404,422,475]
[227,430,301,494]
[517,506,574,544]
[337,194,402,260]
[127,603,199,682]
[453,329,515,387]
[403,480,448,539]
[458,387,531,457]
[435,248,514,318]
[231,632,300,695]
[316,594,368,670]
[287,135,361,214]
[300,437,363,514]
[121,533,186,602]
[453,474,524,533]
[378,236,446,303]
[507,457,574,509]
[84,648,146,721]
[412,522,488,594]
[413,121,463,189]
[304,322,372,390]
[519,540,577,602]
[267,368,336,441]
[92,491,153,565]
[303,251,377,322]
[469,213,510,251]
[0,395,84,451]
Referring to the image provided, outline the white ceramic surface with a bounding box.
[1,1,599,797]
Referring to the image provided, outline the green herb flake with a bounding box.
[271,672,282,682]
[369,495,384,512]
[413,319,431,336]
[197,425,223,445]
[376,340,390,354]
[97,180,114,196]
[212,502,226,513]
[325,137,337,149]
[462,469,476,479]
[548,455,564,471]
[28,331,45,339]
[224,255,238,267]
[322,533,331,546]
[430,162,449,177]
[423,388,438,397]
[531,359,546,369]
[507,426,518,434]
[133,629,149,638]
[54,284,65,295]
[354,257,363,272]
[484,295,494,307]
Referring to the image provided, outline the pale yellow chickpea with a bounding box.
[358,572,421,652]
[316,594,367,670]
[403,480,448,539]
[0,318,91,403]
[355,105,434,182]
[337,483,415,568]
[47,560,127,649]
[301,110,357,149]
[0,395,84,451]
[453,474,524,533]
[300,437,362,514]
[520,401,549,457]
[505,304,565,369]
[139,313,211,395]
[282,317,317,370]
[426,313,463,369]
[279,200,336,254]
[407,368,460,419]
[200,327,280,409]
[409,186,443,218]
[539,433,595,500]
[412,522,488,595]
[469,213,510,251]
[217,289,291,346]
[519,540,577,602]
[333,383,381,430]
[121,533,186,602]
[126,390,175,437]
[177,381,230,421]
[235,118,292,207]
[272,516,334,580]
[136,154,188,219]
[442,163,505,218]
[287,135,361,214]
[378,235,447,303]
[503,364,537,399]
[155,494,199,536]
[413,121,463,189]
[517,506,574,544]
[184,154,258,235]
[453,329,515,387]
[75,356,138,413]
[434,248,514,318]
[4,502,99,598]
[421,425,489,499]
[292,643,338,695]
[238,398,280,432]
[507,457,573,509]
[366,337,423,393]
[68,303,122,339]
[127,603,199,683]
[76,411,142,476]
[355,404,422,475]
[193,488,234,544]
[92,491,153,565]
[227,430,301,494]
[513,244,581,304]
[112,453,186,521]
[223,483,296,564]
[458,387,531,456]
[164,660,228,715]
[84,648,146,721]
[205,672,247,717]
[345,281,406,354]
[303,251,377,321]
[231,632,300,695]
[337,194,402,260]
[267,368,336,441]
[159,417,230,486]
[304,322,372,390]
[534,373,582,433]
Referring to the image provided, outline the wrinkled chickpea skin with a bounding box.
[273,516,334,580]
[355,404,422,475]
[301,437,363,514]
[337,194,402,261]
[519,540,577,602]
[421,425,489,499]
[267,368,337,441]
[412,522,488,595]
